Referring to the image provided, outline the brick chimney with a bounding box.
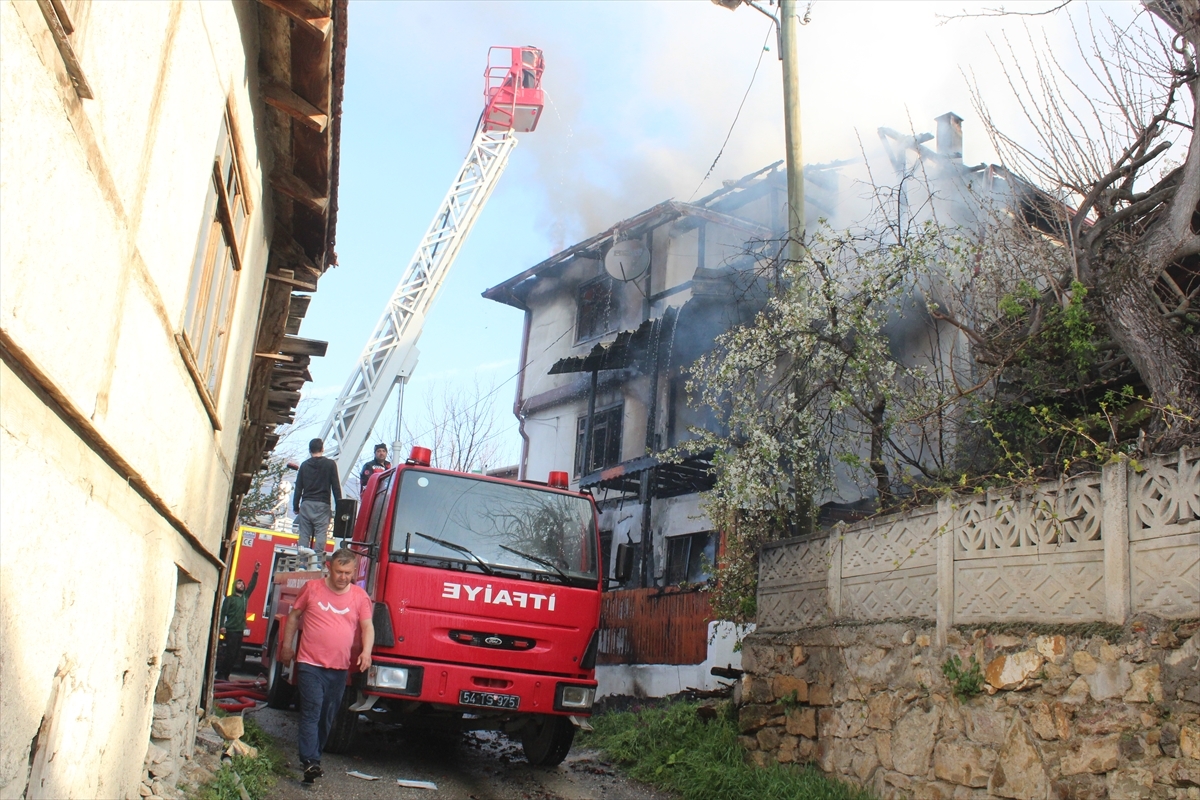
[935,112,963,164]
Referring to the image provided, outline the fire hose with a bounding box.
[213,678,267,712]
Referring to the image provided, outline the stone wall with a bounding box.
[737,618,1200,799]
[742,449,1199,797]
[141,572,210,800]
[757,449,1199,643]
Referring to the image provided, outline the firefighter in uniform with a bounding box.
[359,443,391,496]
[216,562,260,679]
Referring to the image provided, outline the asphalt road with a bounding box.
[252,704,672,800]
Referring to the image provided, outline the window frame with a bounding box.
[574,403,624,477]
[664,531,716,586]
[574,275,617,343]
[35,0,92,99]
[178,110,250,429]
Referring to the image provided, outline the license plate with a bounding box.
[459,690,519,710]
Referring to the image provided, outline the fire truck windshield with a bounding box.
[391,470,598,586]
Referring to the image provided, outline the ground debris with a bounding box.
[396,777,438,790]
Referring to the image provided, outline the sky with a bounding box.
[291,0,1144,473]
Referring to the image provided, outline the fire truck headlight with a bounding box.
[555,684,595,711]
[368,665,410,691]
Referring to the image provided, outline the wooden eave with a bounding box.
[230,0,347,497]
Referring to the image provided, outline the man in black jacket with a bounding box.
[293,438,341,552]
[359,443,391,496]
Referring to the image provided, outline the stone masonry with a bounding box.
[738,617,1200,799]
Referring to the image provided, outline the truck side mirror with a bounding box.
[614,542,634,584]
[333,498,357,540]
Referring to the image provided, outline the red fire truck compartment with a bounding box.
[223,526,335,661]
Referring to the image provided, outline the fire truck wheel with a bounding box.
[265,631,294,710]
[520,714,575,766]
[322,689,359,754]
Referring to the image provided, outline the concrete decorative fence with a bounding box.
[740,450,1198,799]
[758,449,1200,643]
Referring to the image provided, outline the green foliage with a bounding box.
[194,717,287,800]
[672,207,1191,621]
[941,654,984,701]
[972,385,1167,485]
[677,222,958,620]
[237,454,291,528]
[582,701,875,800]
[998,280,1040,318]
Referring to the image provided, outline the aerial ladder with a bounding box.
[318,47,546,493]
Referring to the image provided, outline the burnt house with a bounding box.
[486,163,797,594]
[484,114,1029,676]
[1,0,344,794]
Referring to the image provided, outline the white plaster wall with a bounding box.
[663,225,699,292]
[0,361,218,799]
[596,622,753,699]
[702,221,754,270]
[0,0,270,552]
[0,2,267,796]
[524,410,576,484]
[652,494,712,537]
[521,274,584,400]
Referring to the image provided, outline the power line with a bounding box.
[688,21,775,202]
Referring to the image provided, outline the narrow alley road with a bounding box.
[252,705,672,800]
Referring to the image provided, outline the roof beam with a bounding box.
[271,171,328,213]
[266,271,318,291]
[279,335,329,357]
[670,202,773,240]
[262,82,329,132]
[257,0,331,39]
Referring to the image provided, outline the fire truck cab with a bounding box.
[263,447,604,766]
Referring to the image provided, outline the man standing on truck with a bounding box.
[358,443,391,497]
[279,549,374,783]
[216,562,260,680]
[293,438,341,553]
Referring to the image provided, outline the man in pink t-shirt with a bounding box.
[280,549,374,782]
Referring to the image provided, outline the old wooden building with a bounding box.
[0,1,345,796]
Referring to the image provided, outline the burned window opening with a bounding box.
[575,404,623,477]
[664,531,716,586]
[576,276,617,342]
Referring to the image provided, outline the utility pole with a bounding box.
[780,0,804,263]
[721,0,806,258]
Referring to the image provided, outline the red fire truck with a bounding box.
[260,447,610,766]
[221,525,335,666]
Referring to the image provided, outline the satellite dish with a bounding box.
[604,239,649,282]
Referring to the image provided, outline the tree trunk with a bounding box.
[869,395,889,505]
[1098,253,1200,450]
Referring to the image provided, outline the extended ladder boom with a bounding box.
[318,46,545,494]
[319,125,518,491]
